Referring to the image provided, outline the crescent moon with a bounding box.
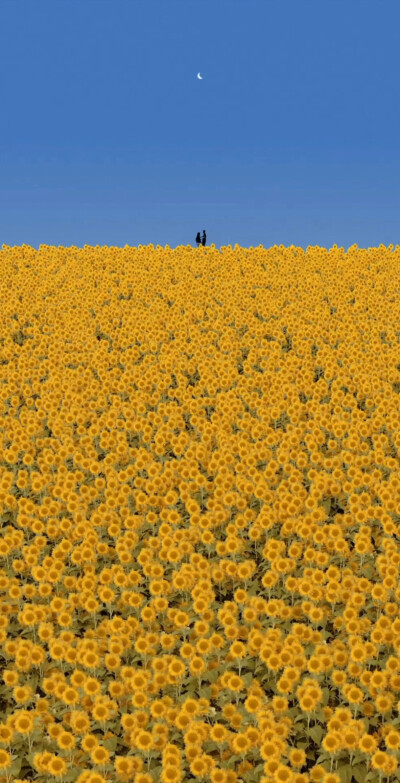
[197,73,203,79]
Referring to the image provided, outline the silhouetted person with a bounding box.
[201,230,206,246]
[196,231,201,247]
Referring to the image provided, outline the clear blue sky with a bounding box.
[1,0,399,250]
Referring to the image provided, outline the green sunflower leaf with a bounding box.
[308,724,323,744]
[352,762,368,783]
[337,762,353,783]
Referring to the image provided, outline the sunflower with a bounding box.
[189,656,206,676]
[70,669,87,688]
[181,698,200,717]
[0,749,11,769]
[135,730,153,751]
[331,670,347,686]
[90,746,110,766]
[384,756,398,775]
[48,756,67,778]
[81,733,99,752]
[83,677,101,697]
[371,750,390,771]
[322,733,341,754]
[3,669,19,687]
[228,674,243,692]
[14,712,35,735]
[358,734,378,755]
[209,724,228,744]
[375,693,394,713]
[57,731,76,750]
[190,757,207,778]
[385,729,400,750]
[299,695,315,713]
[233,729,252,758]
[260,740,280,761]
[132,691,149,709]
[83,651,100,669]
[130,672,148,690]
[114,755,135,779]
[195,637,212,656]
[0,724,13,744]
[272,696,288,713]
[135,774,154,783]
[275,765,294,783]
[92,703,111,722]
[263,757,280,777]
[230,641,247,659]
[62,687,80,706]
[12,685,32,705]
[244,694,262,713]
[343,729,359,750]
[71,711,91,734]
[289,749,306,768]
[88,775,107,783]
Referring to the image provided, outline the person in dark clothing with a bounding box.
[196,231,201,247]
[201,230,206,246]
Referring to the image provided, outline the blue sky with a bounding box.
[1,0,399,250]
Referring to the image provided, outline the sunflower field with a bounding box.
[1,241,400,783]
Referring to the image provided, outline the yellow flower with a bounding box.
[136,730,153,751]
[289,749,306,768]
[229,641,247,658]
[272,696,288,713]
[343,729,359,750]
[322,733,341,754]
[275,765,294,783]
[189,656,206,676]
[185,728,200,745]
[190,757,207,777]
[385,729,400,750]
[92,703,110,722]
[299,695,315,712]
[48,756,67,778]
[260,740,281,761]
[174,611,190,628]
[12,685,33,705]
[3,669,19,686]
[83,677,101,696]
[210,724,228,744]
[132,690,149,708]
[90,745,110,766]
[228,674,244,692]
[62,687,80,706]
[0,749,11,769]
[349,644,367,663]
[375,693,394,713]
[0,724,13,744]
[83,651,100,669]
[70,711,91,734]
[88,775,107,783]
[168,659,186,679]
[57,731,76,750]
[181,698,200,717]
[244,694,262,714]
[371,750,390,771]
[114,755,135,779]
[135,774,154,783]
[81,733,99,752]
[14,712,35,735]
[231,733,251,755]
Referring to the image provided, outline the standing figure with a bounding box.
[201,230,206,246]
[196,231,201,247]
